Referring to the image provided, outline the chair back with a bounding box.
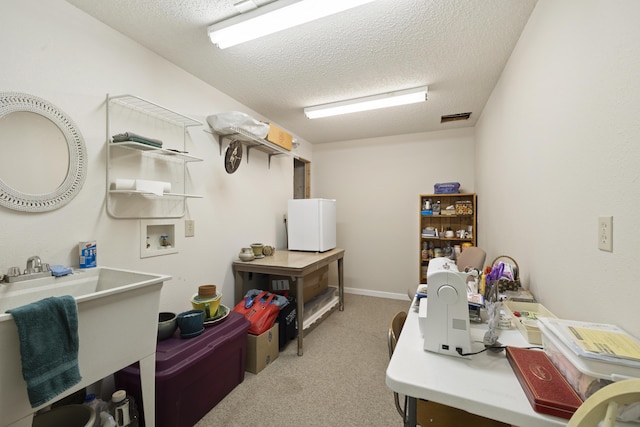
[568,378,640,427]
[456,246,486,271]
[388,311,407,358]
[388,311,408,418]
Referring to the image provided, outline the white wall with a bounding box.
[313,128,475,298]
[0,0,308,313]
[476,0,640,337]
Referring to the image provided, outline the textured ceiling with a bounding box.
[64,0,537,144]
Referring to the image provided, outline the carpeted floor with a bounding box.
[195,293,410,427]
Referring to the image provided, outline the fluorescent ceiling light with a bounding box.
[304,86,429,119]
[208,0,376,49]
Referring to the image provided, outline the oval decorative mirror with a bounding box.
[0,92,87,212]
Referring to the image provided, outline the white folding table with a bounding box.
[386,300,568,427]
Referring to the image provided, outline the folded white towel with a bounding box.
[114,179,171,195]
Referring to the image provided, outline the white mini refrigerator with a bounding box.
[287,198,336,252]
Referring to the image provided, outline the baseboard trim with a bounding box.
[344,287,410,301]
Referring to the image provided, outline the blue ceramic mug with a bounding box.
[176,309,205,338]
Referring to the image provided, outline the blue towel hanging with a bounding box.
[6,295,82,407]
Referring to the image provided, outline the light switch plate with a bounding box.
[185,220,195,237]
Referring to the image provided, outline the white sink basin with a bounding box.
[0,267,171,427]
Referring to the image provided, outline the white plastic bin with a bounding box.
[539,319,640,400]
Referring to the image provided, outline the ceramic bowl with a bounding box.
[177,309,205,338]
[191,291,222,319]
[157,312,177,341]
[251,243,264,257]
[198,284,217,299]
[239,248,255,262]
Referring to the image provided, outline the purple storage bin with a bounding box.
[115,311,250,427]
[434,182,460,194]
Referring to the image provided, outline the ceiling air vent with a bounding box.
[441,112,472,123]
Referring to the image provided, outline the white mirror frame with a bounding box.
[0,92,87,212]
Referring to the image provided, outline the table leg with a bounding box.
[405,396,417,427]
[296,276,304,356]
[234,269,245,304]
[337,257,344,311]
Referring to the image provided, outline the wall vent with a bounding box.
[441,112,472,123]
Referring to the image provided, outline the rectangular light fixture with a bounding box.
[304,86,428,119]
[208,0,376,49]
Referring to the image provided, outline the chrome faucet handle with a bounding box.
[7,266,21,277]
[25,256,43,273]
[26,255,42,266]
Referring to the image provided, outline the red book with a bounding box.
[506,346,583,419]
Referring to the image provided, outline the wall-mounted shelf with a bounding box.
[109,190,203,198]
[109,94,202,127]
[106,94,204,219]
[110,141,203,162]
[210,126,296,168]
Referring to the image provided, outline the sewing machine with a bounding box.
[419,257,473,358]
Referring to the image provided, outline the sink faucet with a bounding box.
[3,257,51,283]
[25,256,42,274]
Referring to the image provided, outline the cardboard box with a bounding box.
[269,265,329,304]
[79,241,96,268]
[503,301,557,345]
[454,201,473,215]
[266,123,292,151]
[246,324,279,374]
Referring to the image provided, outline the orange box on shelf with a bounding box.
[265,123,292,151]
[454,201,473,215]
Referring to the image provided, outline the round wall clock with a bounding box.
[224,140,243,174]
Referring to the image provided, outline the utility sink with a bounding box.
[0,267,171,427]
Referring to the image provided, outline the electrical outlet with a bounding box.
[185,220,195,237]
[598,216,612,252]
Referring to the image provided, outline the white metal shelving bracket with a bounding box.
[106,93,204,219]
[209,126,296,169]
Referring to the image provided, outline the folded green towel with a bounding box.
[7,295,81,407]
[112,131,163,147]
